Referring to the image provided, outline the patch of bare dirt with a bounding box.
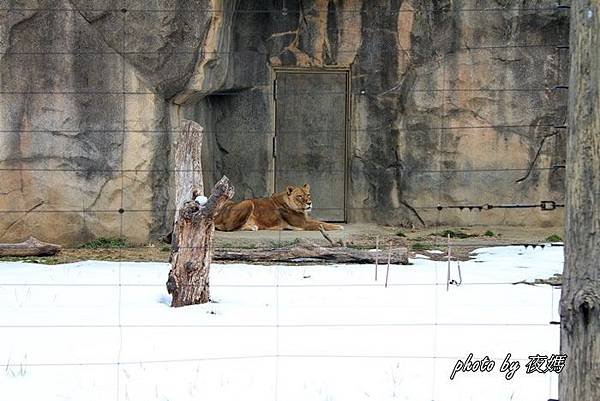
[0,225,563,265]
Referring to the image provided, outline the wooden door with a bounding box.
[274,70,348,221]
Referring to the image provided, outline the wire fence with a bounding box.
[0,2,567,401]
[0,6,569,12]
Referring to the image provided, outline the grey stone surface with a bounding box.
[0,0,568,244]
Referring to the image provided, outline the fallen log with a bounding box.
[213,241,409,265]
[0,236,61,257]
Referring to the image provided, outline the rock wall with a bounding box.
[192,0,568,227]
[0,0,212,243]
[0,0,568,244]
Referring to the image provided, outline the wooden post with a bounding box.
[375,236,379,281]
[560,2,600,400]
[447,233,451,291]
[166,176,234,307]
[385,241,391,288]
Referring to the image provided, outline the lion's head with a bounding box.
[284,183,313,212]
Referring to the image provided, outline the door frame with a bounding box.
[271,66,351,222]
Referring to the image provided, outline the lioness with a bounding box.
[214,184,343,231]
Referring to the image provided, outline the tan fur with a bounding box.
[214,184,343,231]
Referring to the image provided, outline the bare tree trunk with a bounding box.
[560,2,600,400]
[166,176,234,307]
[0,236,61,256]
[170,120,205,247]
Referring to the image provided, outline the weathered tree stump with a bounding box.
[166,176,234,307]
[173,120,204,225]
[169,120,205,250]
[0,236,61,257]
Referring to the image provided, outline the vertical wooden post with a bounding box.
[375,236,379,281]
[385,241,391,288]
[171,120,204,249]
[560,2,600,400]
[166,176,234,307]
[447,233,451,292]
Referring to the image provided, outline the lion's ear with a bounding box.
[286,186,294,195]
[303,183,310,192]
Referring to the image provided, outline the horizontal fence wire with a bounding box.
[1,43,568,55]
[3,353,539,369]
[0,167,566,173]
[0,281,559,288]
[0,124,569,134]
[1,6,568,13]
[0,239,563,248]
[0,322,558,329]
[0,89,569,96]
[0,205,566,214]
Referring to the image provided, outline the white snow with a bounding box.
[195,195,208,205]
[0,245,563,401]
[426,249,444,254]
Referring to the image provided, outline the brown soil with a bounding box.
[0,224,563,265]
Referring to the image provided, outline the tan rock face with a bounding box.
[0,0,207,244]
[0,0,567,244]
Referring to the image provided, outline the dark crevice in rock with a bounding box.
[0,200,44,240]
[325,0,338,63]
[86,176,116,210]
[0,189,19,196]
[516,130,563,184]
[214,135,230,155]
[493,56,524,63]
[4,10,38,57]
[400,200,425,227]
[73,9,125,58]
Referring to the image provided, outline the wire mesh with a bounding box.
[0,2,567,400]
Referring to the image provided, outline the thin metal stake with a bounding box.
[446,234,451,292]
[385,241,391,288]
[375,236,379,281]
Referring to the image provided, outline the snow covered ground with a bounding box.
[0,245,563,401]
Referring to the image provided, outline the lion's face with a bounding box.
[285,184,313,212]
